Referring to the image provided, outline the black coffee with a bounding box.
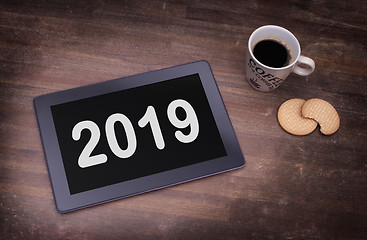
[253,39,291,68]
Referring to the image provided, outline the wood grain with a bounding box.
[1,0,367,239]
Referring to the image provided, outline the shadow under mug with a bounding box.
[246,25,315,92]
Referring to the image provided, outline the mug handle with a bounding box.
[292,55,315,76]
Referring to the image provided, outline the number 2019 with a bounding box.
[72,99,199,168]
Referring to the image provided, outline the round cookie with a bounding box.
[302,98,340,135]
[277,98,318,135]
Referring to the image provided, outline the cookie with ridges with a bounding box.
[277,98,318,135]
[302,98,340,135]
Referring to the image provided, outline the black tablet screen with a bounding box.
[51,74,227,194]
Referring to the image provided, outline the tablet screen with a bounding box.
[51,73,227,195]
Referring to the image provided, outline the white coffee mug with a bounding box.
[246,25,315,92]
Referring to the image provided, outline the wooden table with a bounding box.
[1,0,366,239]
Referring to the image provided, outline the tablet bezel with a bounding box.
[34,60,245,213]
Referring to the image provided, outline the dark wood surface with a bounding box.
[1,0,366,239]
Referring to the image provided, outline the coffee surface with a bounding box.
[253,39,290,68]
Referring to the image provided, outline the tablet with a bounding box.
[34,60,245,213]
